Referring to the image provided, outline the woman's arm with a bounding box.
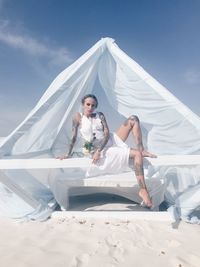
[97,112,110,151]
[92,112,110,163]
[66,112,80,157]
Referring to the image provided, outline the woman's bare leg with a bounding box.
[115,115,156,157]
[130,149,152,207]
[115,115,155,207]
[116,115,142,145]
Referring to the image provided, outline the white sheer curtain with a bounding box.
[0,38,199,222]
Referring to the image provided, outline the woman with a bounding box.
[61,94,156,208]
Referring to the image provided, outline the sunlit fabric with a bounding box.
[0,38,199,222]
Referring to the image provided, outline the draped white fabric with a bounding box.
[0,38,199,222]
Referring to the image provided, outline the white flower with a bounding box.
[82,147,90,156]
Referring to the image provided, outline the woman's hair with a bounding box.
[81,94,98,108]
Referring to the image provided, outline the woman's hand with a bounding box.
[141,150,157,158]
[56,155,70,160]
[92,150,101,164]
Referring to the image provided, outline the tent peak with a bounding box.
[100,37,115,45]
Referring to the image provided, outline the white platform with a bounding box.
[0,155,199,213]
[0,155,200,170]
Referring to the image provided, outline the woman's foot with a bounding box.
[139,188,152,208]
[142,150,157,158]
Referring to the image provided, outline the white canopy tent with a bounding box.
[0,38,199,222]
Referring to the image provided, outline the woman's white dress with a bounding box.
[79,113,131,177]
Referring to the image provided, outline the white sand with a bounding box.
[0,214,199,267]
[0,195,199,267]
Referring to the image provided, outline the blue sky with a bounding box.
[0,0,200,136]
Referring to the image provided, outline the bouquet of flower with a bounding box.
[82,141,94,156]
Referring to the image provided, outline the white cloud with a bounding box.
[0,20,73,66]
[184,70,200,85]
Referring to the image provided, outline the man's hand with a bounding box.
[92,150,101,164]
